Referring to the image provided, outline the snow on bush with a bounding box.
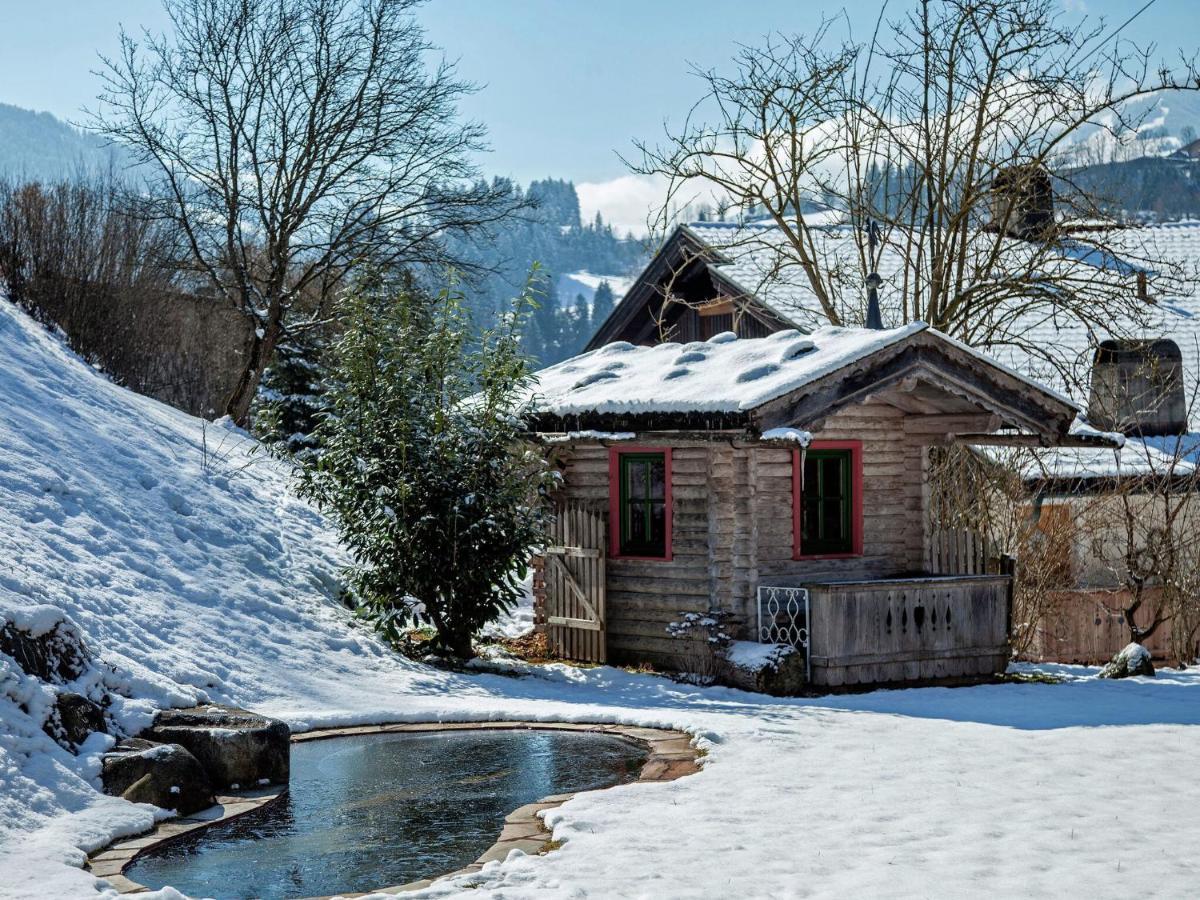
[723,640,796,673]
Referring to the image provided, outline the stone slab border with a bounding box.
[87,721,702,896]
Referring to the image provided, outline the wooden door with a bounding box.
[544,500,607,663]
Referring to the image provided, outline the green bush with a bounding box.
[298,273,554,658]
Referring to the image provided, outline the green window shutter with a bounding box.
[618,453,667,557]
[800,449,853,554]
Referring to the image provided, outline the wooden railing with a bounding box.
[928,526,991,575]
[803,574,1011,687]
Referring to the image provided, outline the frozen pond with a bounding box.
[126,729,646,898]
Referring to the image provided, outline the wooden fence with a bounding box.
[804,574,1012,686]
[928,526,991,575]
[1022,588,1180,665]
[541,500,607,663]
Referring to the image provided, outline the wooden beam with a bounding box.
[755,341,1074,441]
[950,432,1123,448]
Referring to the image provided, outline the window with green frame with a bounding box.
[618,452,667,557]
[799,449,853,555]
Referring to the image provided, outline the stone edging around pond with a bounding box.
[87,720,703,896]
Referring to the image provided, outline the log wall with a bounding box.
[542,401,951,670]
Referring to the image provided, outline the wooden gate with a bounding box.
[544,500,607,663]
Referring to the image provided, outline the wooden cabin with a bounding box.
[528,323,1116,690]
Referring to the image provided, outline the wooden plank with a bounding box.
[546,545,602,559]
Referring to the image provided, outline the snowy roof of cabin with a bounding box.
[527,322,1075,420]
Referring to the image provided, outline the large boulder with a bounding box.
[144,705,290,789]
[1099,642,1156,679]
[717,641,807,696]
[0,618,89,683]
[46,692,106,749]
[102,739,215,815]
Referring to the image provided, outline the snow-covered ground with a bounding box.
[2,299,1199,900]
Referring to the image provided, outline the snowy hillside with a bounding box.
[3,298,1200,900]
[0,298,371,893]
[556,271,634,312]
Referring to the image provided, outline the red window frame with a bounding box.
[608,446,673,561]
[792,440,863,560]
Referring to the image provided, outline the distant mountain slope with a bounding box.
[0,104,131,181]
[1068,155,1200,220]
[445,178,648,365]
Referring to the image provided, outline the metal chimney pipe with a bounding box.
[865,221,883,329]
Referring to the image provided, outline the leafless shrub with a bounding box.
[0,173,255,416]
[926,444,1082,657]
[666,610,734,684]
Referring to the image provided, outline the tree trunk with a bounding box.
[1125,591,1169,645]
[224,314,283,426]
[438,627,475,660]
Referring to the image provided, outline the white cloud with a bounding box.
[1063,0,1087,13]
[577,173,738,238]
[576,174,665,238]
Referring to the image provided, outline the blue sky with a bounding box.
[0,1,1194,231]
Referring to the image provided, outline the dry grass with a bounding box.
[493,629,552,662]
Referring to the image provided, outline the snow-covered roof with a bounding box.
[1021,432,1200,482]
[660,218,1200,476]
[529,325,920,417]
[528,321,1074,422]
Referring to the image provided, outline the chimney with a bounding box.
[990,165,1054,241]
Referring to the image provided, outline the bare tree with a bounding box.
[1082,433,1200,655]
[925,442,1084,658]
[93,0,512,423]
[632,0,1200,381]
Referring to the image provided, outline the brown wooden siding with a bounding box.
[673,306,777,344]
[542,400,957,669]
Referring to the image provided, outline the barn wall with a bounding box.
[542,401,941,670]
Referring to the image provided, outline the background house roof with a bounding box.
[610,217,1200,477]
[675,218,1200,406]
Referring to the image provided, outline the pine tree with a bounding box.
[297,273,555,658]
[592,280,616,327]
[527,272,563,362]
[254,325,331,459]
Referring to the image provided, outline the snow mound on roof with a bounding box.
[528,324,928,417]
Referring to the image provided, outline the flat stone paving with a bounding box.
[88,721,702,897]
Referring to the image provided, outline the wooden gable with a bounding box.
[586,225,792,349]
